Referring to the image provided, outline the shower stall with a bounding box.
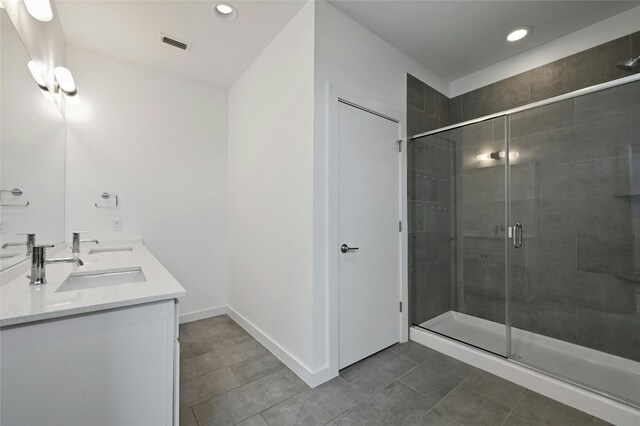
[408,75,640,409]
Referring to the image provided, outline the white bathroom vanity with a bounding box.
[0,241,185,426]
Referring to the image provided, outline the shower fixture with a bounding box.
[476,151,519,161]
[617,56,640,73]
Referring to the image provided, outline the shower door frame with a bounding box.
[409,72,640,409]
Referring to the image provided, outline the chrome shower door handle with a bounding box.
[512,223,523,248]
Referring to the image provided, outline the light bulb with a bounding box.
[24,0,53,22]
[28,60,47,87]
[54,66,76,94]
[216,4,234,14]
[507,27,531,42]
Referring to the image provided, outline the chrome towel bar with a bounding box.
[1,188,30,207]
[95,192,119,208]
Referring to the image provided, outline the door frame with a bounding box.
[327,83,408,376]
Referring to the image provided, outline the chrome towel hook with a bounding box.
[95,192,119,208]
[0,188,30,207]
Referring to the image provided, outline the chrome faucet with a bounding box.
[2,233,36,255]
[28,245,84,285]
[72,231,99,254]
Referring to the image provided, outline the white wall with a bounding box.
[227,0,448,385]
[227,1,316,382]
[65,47,229,318]
[450,5,640,97]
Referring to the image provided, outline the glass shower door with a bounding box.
[411,116,509,357]
[507,80,640,407]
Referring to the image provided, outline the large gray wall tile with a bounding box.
[511,298,578,343]
[575,79,640,124]
[509,99,575,138]
[408,105,440,136]
[631,31,640,57]
[579,271,636,314]
[407,74,425,111]
[462,72,530,121]
[576,309,640,361]
[425,85,450,124]
[575,157,630,198]
[530,36,630,102]
[450,95,462,124]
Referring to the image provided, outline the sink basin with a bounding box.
[88,247,133,254]
[56,267,146,292]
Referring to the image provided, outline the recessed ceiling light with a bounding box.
[213,3,238,20]
[506,26,531,42]
[216,4,233,14]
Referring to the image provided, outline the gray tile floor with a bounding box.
[179,315,609,426]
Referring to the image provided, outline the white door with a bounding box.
[338,100,401,369]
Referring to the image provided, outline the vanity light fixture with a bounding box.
[506,26,531,42]
[53,66,80,105]
[477,151,519,161]
[54,67,76,94]
[28,61,47,88]
[27,60,54,101]
[24,0,53,22]
[213,3,238,20]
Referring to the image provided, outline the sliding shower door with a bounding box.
[508,80,640,406]
[411,116,509,357]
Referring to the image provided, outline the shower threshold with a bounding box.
[419,311,640,410]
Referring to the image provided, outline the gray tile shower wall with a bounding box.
[407,75,453,325]
[407,30,640,361]
[449,32,639,123]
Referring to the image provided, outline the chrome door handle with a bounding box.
[512,223,523,248]
[340,244,359,253]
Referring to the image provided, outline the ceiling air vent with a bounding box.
[160,34,190,51]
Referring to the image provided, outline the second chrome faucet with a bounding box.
[2,233,36,255]
[72,232,99,254]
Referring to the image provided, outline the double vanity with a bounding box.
[1,8,186,424]
[0,240,185,426]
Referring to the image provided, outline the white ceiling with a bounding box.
[328,0,640,81]
[55,1,640,90]
[55,0,306,89]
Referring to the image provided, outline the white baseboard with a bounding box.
[179,306,228,324]
[410,326,640,426]
[227,306,335,388]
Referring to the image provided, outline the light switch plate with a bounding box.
[113,218,122,232]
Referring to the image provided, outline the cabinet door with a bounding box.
[1,301,175,426]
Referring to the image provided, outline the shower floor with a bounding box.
[420,311,640,407]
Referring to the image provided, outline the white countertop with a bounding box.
[0,241,185,327]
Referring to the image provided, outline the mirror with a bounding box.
[0,10,66,270]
